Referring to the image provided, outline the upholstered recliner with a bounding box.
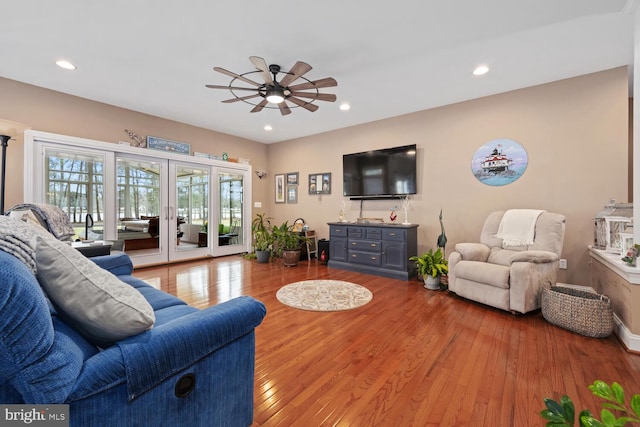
[448,210,566,314]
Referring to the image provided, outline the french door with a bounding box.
[25,131,252,267]
[213,168,247,257]
[115,155,214,264]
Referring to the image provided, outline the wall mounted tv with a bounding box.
[343,144,417,199]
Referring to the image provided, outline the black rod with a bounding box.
[0,134,10,215]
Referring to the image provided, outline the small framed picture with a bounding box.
[309,173,331,194]
[287,185,298,204]
[287,172,299,185]
[275,174,286,203]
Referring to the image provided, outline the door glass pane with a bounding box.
[218,172,244,246]
[44,148,105,240]
[117,159,161,253]
[176,165,209,251]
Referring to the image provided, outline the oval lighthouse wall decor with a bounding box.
[471,138,528,186]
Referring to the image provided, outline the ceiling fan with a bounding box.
[205,56,338,115]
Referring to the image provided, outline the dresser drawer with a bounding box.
[349,238,382,252]
[331,226,348,237]
[382,228,406,241]
[349,250,382,266]
[348,227,363,238]
[366,228,382,239]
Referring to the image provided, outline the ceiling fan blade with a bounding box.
[206,84,257,92]
[288,77,338,91]
[290,91,337,102]
[278,102,292,116]
[213,67,262,87]
[279,61,313,87]
[249,56,274,85]
[287,96,319,112]
[250,99,269,113]
[221,94,261,103]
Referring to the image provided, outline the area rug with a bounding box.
[276,280,373,312]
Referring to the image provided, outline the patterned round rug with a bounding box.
[276,280,373,312]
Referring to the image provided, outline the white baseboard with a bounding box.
[614,313,640,352]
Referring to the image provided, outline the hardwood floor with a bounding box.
[133,255,640,426]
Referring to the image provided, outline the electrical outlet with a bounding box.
[559,259,567,269]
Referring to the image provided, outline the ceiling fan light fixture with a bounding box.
[266,88,285,104]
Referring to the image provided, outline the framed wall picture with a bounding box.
[287,184,298,204]
[275,174,286,203]
[147,136,191,155]
[471,138,528,186]
[309,173,331,194]
[287,172,299,185]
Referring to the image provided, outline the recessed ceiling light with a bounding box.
[56,60,77,70]
[473,65,489,76]
[264,125,273,131]
[339,103,351,111]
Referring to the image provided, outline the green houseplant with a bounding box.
[272,221,308,267]
[251,213,273,263]
[409,248,448,290]
[541,380,640,426]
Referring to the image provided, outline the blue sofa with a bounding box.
[0,250,267,427]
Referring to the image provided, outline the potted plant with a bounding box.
[272,221,308,267]
[198,220,208,247]
[409,248,448,290]
[251,213,273,263]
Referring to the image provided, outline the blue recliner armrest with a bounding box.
[90,253,134,276]
[116,295,267,400]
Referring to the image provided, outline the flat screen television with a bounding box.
[343,144,417,199]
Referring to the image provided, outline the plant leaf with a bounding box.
[579,410,599,427]
[599,409,616,425]
[560,395,575,423]
[631,394,640,418]
[590,381,613,401]
[614,417,640,425]
[540,411,568,424]
[611,382,625,405]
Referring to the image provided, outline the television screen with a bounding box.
[343,144,417,198]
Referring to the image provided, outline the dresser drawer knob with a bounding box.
[370,243,377,247]
[371,256,377,261]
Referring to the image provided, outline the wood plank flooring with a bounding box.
[133,255,640,426]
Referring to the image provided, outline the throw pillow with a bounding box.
[35,236,155,347]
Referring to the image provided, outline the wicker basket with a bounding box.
[541,284,613,338]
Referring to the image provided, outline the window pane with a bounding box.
[44,149,105,239]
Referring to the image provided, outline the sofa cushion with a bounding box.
[0,250,82,403]
[35,236,156,347]
[455,260,510,289]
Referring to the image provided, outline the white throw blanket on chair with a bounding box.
[496,209,546,246]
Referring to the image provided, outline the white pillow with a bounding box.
[35,236,155,347]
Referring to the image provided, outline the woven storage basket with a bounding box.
[541,285,613,338]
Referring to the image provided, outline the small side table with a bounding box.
[72,240,113,258]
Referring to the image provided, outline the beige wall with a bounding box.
[266,67,629,286]
[0,77,270,212]
[0,68,628,286]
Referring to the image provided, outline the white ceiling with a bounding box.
[0,1,635,144]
